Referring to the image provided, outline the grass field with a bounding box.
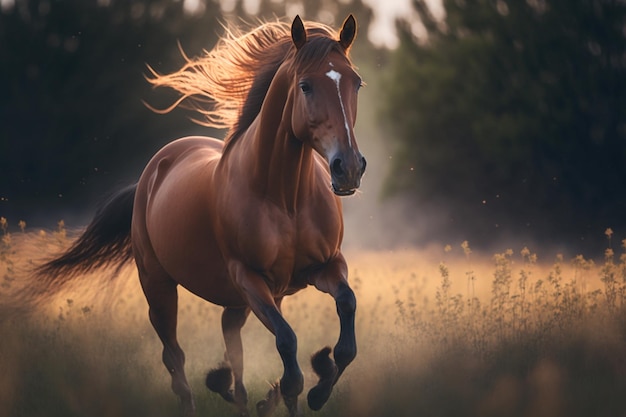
[2,220,626,417]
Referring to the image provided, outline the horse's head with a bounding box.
[288,15,366,196]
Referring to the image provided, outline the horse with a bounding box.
[34,14,366,417]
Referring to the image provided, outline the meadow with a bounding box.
[2,219,626,417]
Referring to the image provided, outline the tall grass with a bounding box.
[2,218,626,417]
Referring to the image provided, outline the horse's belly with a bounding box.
[142,139,245,307]
[171,256,243,307]
[148,203,244,306]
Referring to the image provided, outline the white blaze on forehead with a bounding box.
[325,68,352,148]
[326,68,341,83]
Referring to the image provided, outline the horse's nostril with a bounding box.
[361,156,367,174]
[332,158,344,177]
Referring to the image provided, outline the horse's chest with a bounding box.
[284,212,343,278]
[295,215,341,256]
[234,206,341,293]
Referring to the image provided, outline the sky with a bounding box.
[362,0,444,47]
[182,0,445,48]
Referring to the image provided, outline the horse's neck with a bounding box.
[261,132,314,211]
[243,68,316,213]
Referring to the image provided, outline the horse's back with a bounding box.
[133,136,243,306]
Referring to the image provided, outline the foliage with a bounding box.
[0,0,225,223]
[382,0,626,248]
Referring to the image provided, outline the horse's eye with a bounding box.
[299,81,312,95]
[357,80,365,92]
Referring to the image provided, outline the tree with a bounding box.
[382,0,626,250]
[0,0,222,224]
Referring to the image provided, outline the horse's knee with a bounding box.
[336,284,356,316]
[334,284,357,368]
[276,325,298,357]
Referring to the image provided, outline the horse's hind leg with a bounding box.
[138,265,195,417]
[206,306,251,416]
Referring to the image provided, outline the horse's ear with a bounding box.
[291,15,307,50]
[339,14,357,50]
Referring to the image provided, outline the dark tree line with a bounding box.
[382,0,626,250]
[0,0,226,225]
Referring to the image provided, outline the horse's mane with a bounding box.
[146,18,352,143]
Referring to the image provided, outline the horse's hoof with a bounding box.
[307,383,332,411]
[206,365,235,402]
[307,347,338,410]
[311,346,336,379]
[256,381,280,417]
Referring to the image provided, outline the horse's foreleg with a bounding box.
[331,281,357,375]
[206,306,251,416]
[307,254,357,411]
[230,262,303,417]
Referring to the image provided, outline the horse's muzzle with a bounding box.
[331,184,356,196]
[330,153,366,196]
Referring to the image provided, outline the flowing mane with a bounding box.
[146,19,353,143]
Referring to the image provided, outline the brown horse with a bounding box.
[35,15,365,417]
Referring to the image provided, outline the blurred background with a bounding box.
[0,0,624,255]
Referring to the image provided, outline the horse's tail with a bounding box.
[31,184,137,303]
